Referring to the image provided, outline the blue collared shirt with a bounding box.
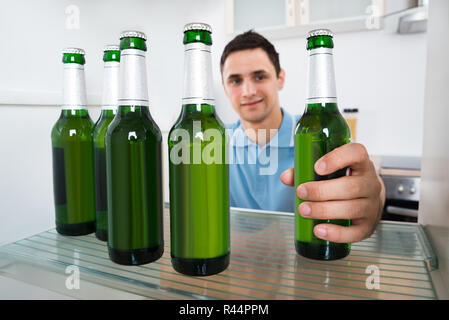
[226,108,300,213]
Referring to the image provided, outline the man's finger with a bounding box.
[313,220,373,243]
[298,199,374,220]
[314,143,371,176]
[297,175,381,201]
[280,168,294,186]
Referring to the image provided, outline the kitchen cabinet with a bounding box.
[226,0,427,40]
[226,0,385,39]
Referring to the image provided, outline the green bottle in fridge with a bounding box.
[51,48,96,236]
[168,23,230,276]
[93,45,120,241]
[294,29,351,260]
[106,31,164,265]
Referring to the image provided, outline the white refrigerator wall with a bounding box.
[419,0,449,297]
[0,0,426,245]
[0,0,228,246]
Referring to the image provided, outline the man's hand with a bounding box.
[281,143,385,244]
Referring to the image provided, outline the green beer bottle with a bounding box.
[51,48,96,236]
[168,23,230,276]
[294,29,351,260]
[106,31,164,265]
[93,45,120,241]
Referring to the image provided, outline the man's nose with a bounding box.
[241,80,256,97]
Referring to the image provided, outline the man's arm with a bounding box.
[281,143,386,243]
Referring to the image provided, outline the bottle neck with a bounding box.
[306,47,337,105]
[62,63,87,110]
[118,48,149,107]
[99,109,116,118]
[182,42,214,105]
[116,105,149,118]
[102,61,120,110]
[305,102,339,114]
[181,103,215,116]
[60,109,89,118]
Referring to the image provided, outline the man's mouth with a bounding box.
[241,98,263,108]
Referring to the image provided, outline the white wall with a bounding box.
[0,0,427,245]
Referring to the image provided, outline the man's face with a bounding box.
[222,48,285,123]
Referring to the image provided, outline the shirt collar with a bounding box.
[228,108,296,148]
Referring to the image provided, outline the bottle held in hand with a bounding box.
[294,29,351,260]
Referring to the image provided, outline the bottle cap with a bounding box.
[119,30,147,40]
[307,29,334,39]
[62,47,85,55]
[103,45,120,52]
[184,22,212,33]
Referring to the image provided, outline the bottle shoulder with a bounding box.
[51,115,94,139]
[93,117,114,138]
[168,117,227,147]
[170,113,225,130]
[106,116,162,141]
[295,110,349,136]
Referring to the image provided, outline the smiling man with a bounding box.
[221,31,385,243]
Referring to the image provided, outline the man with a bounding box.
[221,31,385,244]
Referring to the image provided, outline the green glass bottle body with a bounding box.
[93,109,116,241]
[51,49,95,236]
[93,46,120,241]
[169,104,230,276]
[51,110,96,235]
[106,32,163,265]
[168,24,230,276]
[106,106,163,265]
[294,31,351,260]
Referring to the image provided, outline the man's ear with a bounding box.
[277,69,286,90]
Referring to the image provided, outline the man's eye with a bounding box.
[230,78,241,85]
[255,75,265,81]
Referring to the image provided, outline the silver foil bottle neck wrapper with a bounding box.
[62,63,87,109]
[306,47,337,104]
[182,42,215,105]
[118,48,149,107]
[102,61,120,110]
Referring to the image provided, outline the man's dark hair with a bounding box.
[220,30,281,77]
